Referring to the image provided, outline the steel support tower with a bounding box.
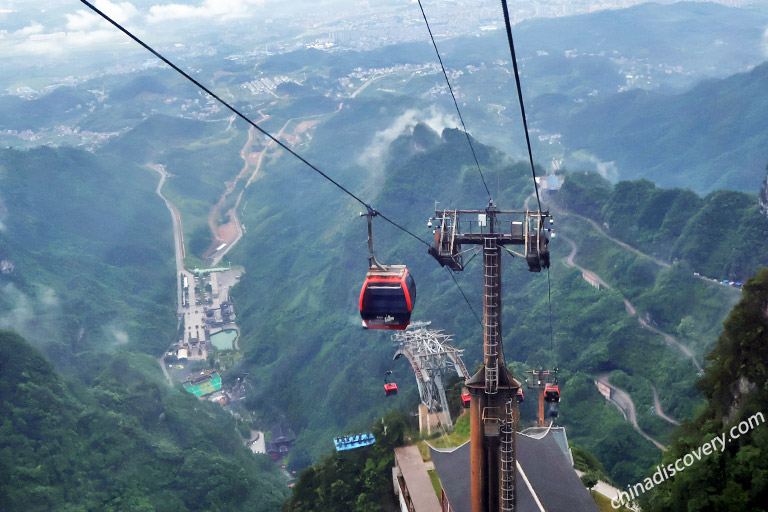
[428,201,550,512]
[393,328,470,431]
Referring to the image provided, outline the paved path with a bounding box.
[574,469,625,504]
[566,211,670,268]
[157,355,174,386]
[561,235,611,289]
[597,375,666,451]
[149,163,186,386]
[651,384,680,426]
[559,217,703,373]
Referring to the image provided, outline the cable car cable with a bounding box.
[82,0,481,327]
[416,0,492,201]
[446,268,482,326]
[547,267,554,353]
[498,0,558,361]
[79,0,370,209]
[499,0,543,214]
[79,0,432,251]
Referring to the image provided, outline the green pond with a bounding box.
[210,329,237,351]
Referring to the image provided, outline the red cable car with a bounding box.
[384,370,398,397]
[516,388,524,404]
[544,383,560,403]
[461,393,471,408]
[359,265,416,330]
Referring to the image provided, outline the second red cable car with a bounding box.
[544,383,560,403]
[384,370,398,397]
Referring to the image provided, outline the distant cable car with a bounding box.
[359,265,416,330]
[461,393,471,408]
[544,383,560,403]
[548,403,559,418]
[358,210,416,330]
[384,370,398,397]
[516,388,524,404]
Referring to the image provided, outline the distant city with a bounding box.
[224,0,751,57]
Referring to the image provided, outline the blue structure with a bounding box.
[334,433,375,451]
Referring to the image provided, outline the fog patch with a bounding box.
[0,283,61,345]
[568,150,618,181]
[763,26,768,58]
[107,324,131,346]
[0,283,34,331]
[357,106,458,173]
[596,160,618,181]
[39,286,59,307]
[0,196,8,232]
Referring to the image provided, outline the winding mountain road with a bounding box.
[566,211,671,269]
[559,217,703,373]
[148,162,185,387]
[561,235,611,290]
[651,384,680,426]
[598,374,666,451]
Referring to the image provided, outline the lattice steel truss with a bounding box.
[393,328,469,431]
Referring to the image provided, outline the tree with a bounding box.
[580,471,600,493]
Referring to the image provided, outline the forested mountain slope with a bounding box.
[555,171,768,281]
[0,330,289,511]
[0,146,177,368]
[644,268,768,510]
[554,60,768,194]
[224,119,740,485]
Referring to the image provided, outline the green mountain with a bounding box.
[0,330,289,511]
[3,1,768,502]
[643,269,768,510]
[0,145,177,367]
[555,172,768,282]
[554,60,768,194]
[221,118,739,485]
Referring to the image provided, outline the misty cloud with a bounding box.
[108,324,131,346]
[763,26,768,58]
[0,196,7,232]
[66,1,138,30]
[14,23,45,37]
[0,283,34,331]
[568,150,618,181]
[147,0,273,23]
[0,283,61,344]
[357,106,458,172]
[39,286,60,307]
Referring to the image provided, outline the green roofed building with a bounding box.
[183,371,222,397]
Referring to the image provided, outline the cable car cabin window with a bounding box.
[405,273,416,305]
[362,285,409,313]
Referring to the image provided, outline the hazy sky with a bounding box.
[0,0,426,55]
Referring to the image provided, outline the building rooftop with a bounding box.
[394,445,441,512]
[430,427,599,512]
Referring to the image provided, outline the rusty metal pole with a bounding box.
[469,386,485,511]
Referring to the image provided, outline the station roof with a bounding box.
[394,445,441,512]
[430,427,599,512]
